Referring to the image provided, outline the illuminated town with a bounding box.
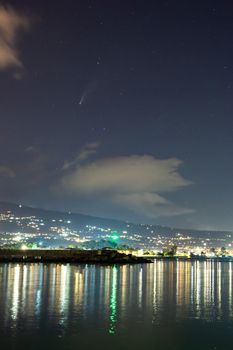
[0,203,232,258]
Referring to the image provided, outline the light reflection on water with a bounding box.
[0,260,233,349]
[109,266,117,334]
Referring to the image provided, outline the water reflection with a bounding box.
[11,265,20,320]
[0,260,232,335]
[109,266,118,334]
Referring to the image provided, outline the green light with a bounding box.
[111,232,119,241]
[111,235,119,241]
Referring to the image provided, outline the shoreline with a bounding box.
[145,255,233,262]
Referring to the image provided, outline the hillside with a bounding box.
[0,202,231,249]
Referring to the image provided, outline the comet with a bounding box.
[78,80,97,106]
[79,94,85,105]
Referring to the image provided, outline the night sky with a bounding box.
[1,0,233,230]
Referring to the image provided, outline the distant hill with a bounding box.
[0,201,127,232]
[0,201,231,240]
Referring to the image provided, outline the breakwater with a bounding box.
[0,249,150,264]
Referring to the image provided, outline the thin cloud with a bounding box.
[58,155,194,219]
[62,142,99,170]
[0,165,15,178]
[0,5,31,72]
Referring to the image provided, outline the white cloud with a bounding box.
[114,192,193,217]
[58,155,194,219]
[0,5,30,71]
